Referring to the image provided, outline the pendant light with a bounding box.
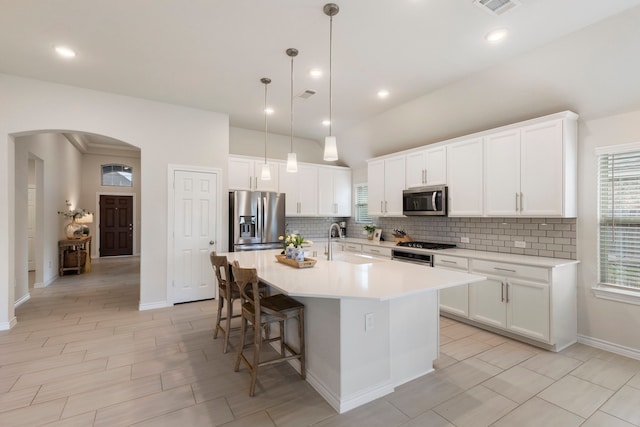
[286,48,299,173]
[323,3,339,162]
[260,77,272,181]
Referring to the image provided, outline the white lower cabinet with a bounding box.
[362,245,392,259]
[439,256,576,351]
[469,260,552,344]
[435,255,469,317]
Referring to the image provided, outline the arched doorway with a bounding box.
[12,131,141,310]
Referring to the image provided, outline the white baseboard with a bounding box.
[35,275,57,288]
[0,316,18,331]
[577,334,640,361]
[139,301,171,311]
[14,293,30,308]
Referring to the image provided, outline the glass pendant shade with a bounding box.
[323,136,338,161]
[261,163,271,180]
[286,152,298,172]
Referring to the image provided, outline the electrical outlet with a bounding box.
[461,237,470,243]
[365,313,374,331]
[514,240,526,248]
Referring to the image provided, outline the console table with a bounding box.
[58,236,92,276]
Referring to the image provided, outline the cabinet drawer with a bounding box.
[434,255,468,271]
[471,259,549,283]
[362,245,392,258]
[344,243,362,253]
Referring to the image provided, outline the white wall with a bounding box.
[80,152,142,257]
[230,126,341,166]
[14,134,83,300]
[0,74,229,328]
[577,109,640,352]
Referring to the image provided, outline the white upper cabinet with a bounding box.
[405,146,447,188]
[318,166,352,217]
[485,129,521,216]
[367,155,405,216]
[278,164,318,216]
[520,119,572,216]
[447,138,484,216]
[485,118,576,217]
[229,157,279,192]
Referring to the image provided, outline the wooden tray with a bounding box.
[275,254,317,269]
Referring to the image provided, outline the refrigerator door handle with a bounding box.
[256,196,263,243]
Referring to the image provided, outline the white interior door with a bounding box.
[173,170,218,303]
[27,186,36,271]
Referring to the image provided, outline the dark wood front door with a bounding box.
[100,195,133,257]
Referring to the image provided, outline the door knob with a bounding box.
[209,240,215,245]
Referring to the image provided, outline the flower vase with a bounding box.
[367,232,374,240]
[286,246,295,259]
[294,247,305,262]
[65,219,83,239]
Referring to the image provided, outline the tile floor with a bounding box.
[2,256,640,426]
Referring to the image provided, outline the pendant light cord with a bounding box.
[290,54,294,153]
[264,81,268,164]
[329,13,333,137]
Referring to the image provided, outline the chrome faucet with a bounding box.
[327,222,341,260]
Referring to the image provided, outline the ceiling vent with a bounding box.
[296,89,316,100]
[473,0,521,16]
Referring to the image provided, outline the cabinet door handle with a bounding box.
[441,259,457,265]
[425,168,428,183]
[494,267,516,273]
[370,249,380,253]
[381,201,383,213]
[515,193,519,211]
[520,192,524,212]
[385,201,388,213]
[505,282,510,303]
[501,281,505,302]
[249,177,252,189]
[254,177,258,188]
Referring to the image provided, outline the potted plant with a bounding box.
[363,224,377,240]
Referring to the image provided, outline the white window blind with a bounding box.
[355,184,372,224]
[599,150,640,289]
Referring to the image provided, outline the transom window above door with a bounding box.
[102,164,133,187]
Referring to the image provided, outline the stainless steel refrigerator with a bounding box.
[229,191,286,251]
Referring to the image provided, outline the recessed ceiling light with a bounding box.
[264,107,274,115]
[55,45,76,58]
[377,89,390,99]
[485,28,508,43]
[309,68,323,78]
[322,119,331,126]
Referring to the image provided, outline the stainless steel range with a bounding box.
[391,241,457,266]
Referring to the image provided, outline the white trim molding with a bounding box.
[592,285,640,306]
[139,301,171,311]
[0,317,18,331]
[14,293,30,308]
[578,334,640,361]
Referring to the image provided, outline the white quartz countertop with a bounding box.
[336,238,580,269]
[220,249,486,301]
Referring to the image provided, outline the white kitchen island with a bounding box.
[221,249,486,413]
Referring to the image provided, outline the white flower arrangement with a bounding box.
[279,233,313,249]
[57,200,91,220]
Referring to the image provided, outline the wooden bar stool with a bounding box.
[210,252,269,353]
[210,252,240,354]
[231,260,306,396]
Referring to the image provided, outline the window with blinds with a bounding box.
[598,150,640,290]
[354,184,372,224]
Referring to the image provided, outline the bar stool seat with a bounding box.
[210,252,267,353]
[231,260,305,396]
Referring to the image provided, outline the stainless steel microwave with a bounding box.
[402,185,448,216]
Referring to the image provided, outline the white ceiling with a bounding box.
[2,0,640,161]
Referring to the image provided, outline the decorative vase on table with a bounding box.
[286,245,295,259]
[367,232,374,240]
[65,219,83,239]
[294,247,305,262]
